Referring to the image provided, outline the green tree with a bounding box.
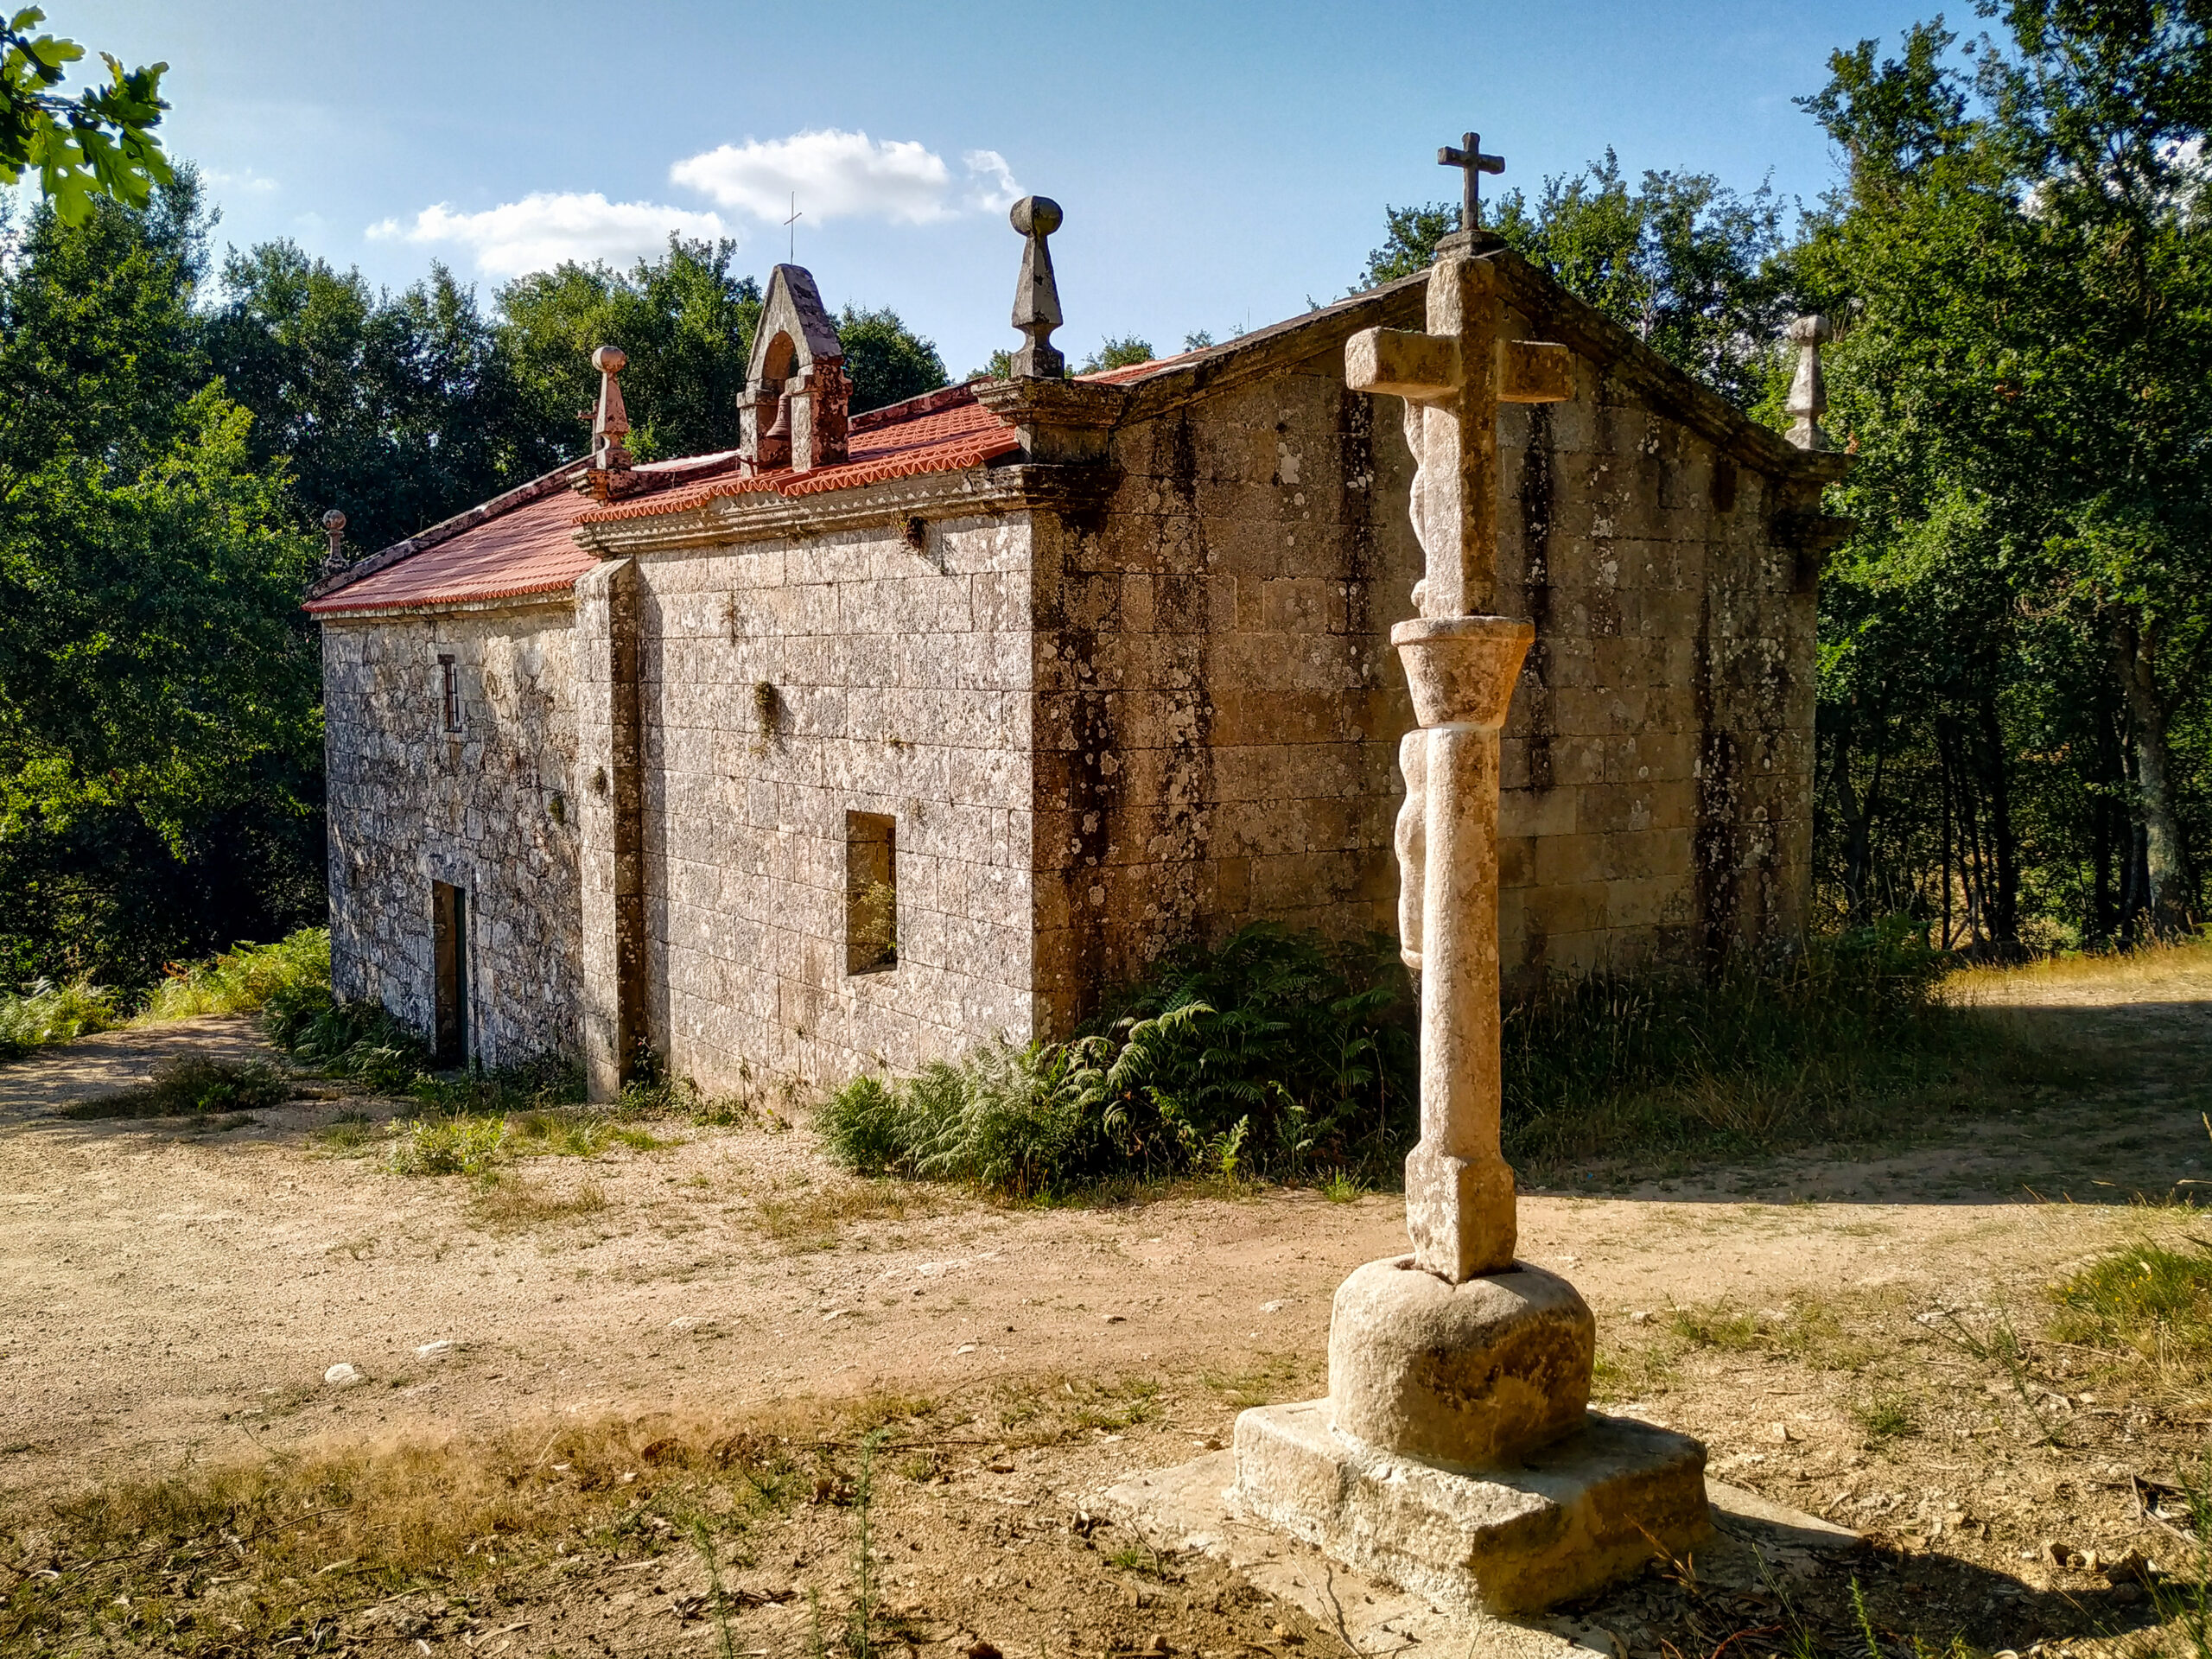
[0,6,169,223]
[1802,8,2212,942]
[497,238,760,462]
[1360,156,1797,409]
[837,303,947,412]
[206,244,538,552]
[1079,334,1155,372]
[0,178,323,984]
[1359,201,1459,286]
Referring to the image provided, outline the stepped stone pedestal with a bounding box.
[1231,191,1710,1617]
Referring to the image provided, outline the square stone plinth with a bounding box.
[1234,1401,1710,1616]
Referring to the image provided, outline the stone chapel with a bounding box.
[304,210,1847,1098]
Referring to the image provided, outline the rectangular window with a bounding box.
[845,811,898,975]
[438,654,461,732]
[432,880,469,1065]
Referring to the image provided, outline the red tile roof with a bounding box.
[304,486,597,615]
[305,361,1190,614]
[575,391,1020,524]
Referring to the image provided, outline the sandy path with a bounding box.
[0,1014,271,1114]
[0,957,2203,1497]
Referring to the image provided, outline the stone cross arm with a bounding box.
[1346,326,1574,405]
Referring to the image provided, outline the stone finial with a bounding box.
[1783,314,1831,451]
[1008,195,1065,379]
[320,508,347,573]
[591,345,632,471]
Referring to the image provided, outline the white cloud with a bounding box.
[366,192,729,276]
[671,129,1020,224]
[205,166,279,195]
[962,149,1022,213]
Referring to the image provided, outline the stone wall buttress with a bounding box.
[576,557,645,1100]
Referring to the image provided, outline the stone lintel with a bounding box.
[1234,1401,1710,1617]
[571,462,1116,557]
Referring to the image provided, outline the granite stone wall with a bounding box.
[629,516,1038,1090]
[1491,364,1817,982]
[1032,296,1815,1025]
[321,603,583,1064]
[1030,347,1416,1033]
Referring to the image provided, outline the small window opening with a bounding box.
[431,880,469,1065]
[845,812,898,975]
[438,654,461,732]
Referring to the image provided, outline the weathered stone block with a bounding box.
[1234,1401,1709,1616]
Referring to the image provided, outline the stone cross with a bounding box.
[1346,238,1573,1283]
[1438,131,1504,232]
[1008,195,1066,378]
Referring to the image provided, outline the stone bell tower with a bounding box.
[740,264,850,474]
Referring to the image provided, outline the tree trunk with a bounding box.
[1975,694,2021,952]
[1828,721,1882,925]
[1939,728,1955,950]
[2113,614,2195,936]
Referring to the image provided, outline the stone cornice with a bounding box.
[569,461,1118,556]
[314,592,579,626]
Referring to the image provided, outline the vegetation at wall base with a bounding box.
[818,924,1416,1198]
[1500,918,2013,1174]
[823,918,2101,1198]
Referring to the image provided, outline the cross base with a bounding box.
[1234,1402,1710,1616]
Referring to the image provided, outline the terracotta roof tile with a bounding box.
[576,392,1019,524]
[304,488,596,615]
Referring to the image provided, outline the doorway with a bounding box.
[432,880,469,1065]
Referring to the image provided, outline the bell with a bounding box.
[764,390,792,438]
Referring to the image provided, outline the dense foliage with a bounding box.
[818,925,1417,1195]
[1799,6,2212,948]
[0,176,324,986]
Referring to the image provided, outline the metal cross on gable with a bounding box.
[1438,131,1504,232]
[785,192,803,262]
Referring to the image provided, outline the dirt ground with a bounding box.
[2,953,2209,1657]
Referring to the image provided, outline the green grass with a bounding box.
[136,929,330,1022]
[1853,1386,1919,1440]
[0,977,123,1058]
[56,1055,293,1120]
[2050,1237,2212,1389]
[385,1113,509,1176]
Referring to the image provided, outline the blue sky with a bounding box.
[54,0,1942,377]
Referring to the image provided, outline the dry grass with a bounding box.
[1948,929,2212,1001]
[469,1176,609,1231]
[750,1177,932,1249]
[0,1402,864,1655]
